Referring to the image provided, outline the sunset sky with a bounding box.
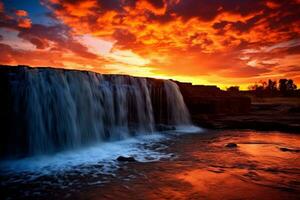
[0,0,299,89]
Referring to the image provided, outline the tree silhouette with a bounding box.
[248,79,298,97]
[248,81,266,97]
[265,79,277,96]
[227,86,239,93]
[266,80,277,92]
[279,79,297,96]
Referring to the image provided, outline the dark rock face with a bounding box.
[225,143,238,148]
[191,98,300,133]
[176,81,251,115]
[185,96,251,114]
[175,80,300,133]
[117,156,136,162]
[289,106,300,113]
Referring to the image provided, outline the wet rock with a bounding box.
[289,105,300,113]
[225,143,238,148]
[117,156,136,162]
[155,124,176,131]
[279,147,300,153]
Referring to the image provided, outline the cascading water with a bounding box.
[164,80,191,125]
[0,66,193,159]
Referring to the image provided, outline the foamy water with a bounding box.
[0,134,168,176]
[0,126,202,185]
[173,125,203,133]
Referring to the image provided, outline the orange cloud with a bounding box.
[265,1,280,9]
[135,0,167,15]
[1,0,300,89]
[17,18,32,28]
[64,0,97,17]
[45,0,298,54]
[16,10,28,17]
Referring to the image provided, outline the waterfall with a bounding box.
[164,80,191,125]
[0,66,192,158]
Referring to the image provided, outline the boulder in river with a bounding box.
[117,156,137,162]
[225,143,238,148]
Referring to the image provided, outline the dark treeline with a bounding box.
[227,79,299,97]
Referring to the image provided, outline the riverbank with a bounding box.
[174,80,300,133]
[190,97,300,133]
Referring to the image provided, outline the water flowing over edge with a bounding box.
[0,66,202,177]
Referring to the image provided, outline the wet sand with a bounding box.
[74,130,300,200]
[2,130,300,200]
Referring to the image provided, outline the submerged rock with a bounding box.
[155,124,176,131]
[279,147,300,153]
[225,143,238,148]
[117,156,137,162]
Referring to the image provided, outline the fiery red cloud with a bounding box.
[0,0,300,88]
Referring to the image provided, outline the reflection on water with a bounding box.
[72,130,300,200]
[172,131,300,200]
[1,130,300,200]
[176,168,266,199]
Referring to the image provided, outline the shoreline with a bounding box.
[190,98,300,134]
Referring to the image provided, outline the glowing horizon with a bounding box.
[0,0,299,89]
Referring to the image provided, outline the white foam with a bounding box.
[174,125,203,133]
[0,126,202,184]
[0,133,170,176]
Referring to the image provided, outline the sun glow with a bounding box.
[0,0,299,87]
